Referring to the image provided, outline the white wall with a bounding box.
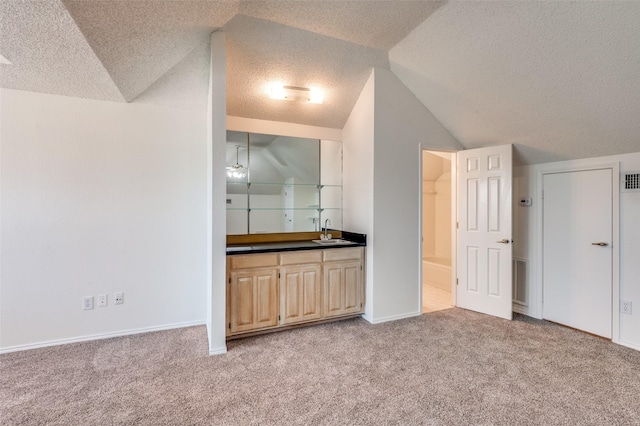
[512,164,538,316]
[372,68,462,322]
[0,88,207,351]
[342,71,376,319]
[342,73,375,321]
[208,31,227,355]
[227,116,341,141]
[343,68,463,323]
[514,151,640,351]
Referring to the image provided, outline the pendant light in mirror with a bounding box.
[226,145,246,179]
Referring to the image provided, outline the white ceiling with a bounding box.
[1,1,640,164]
[390,1,640,165]
[0,0,439,127]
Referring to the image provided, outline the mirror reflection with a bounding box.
[226,131,342,235]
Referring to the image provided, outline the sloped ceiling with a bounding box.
[0,0,124,101]
[62,0,237,102]
[390,1,640,165]
[0,0,441,127]
[1,1,639,164]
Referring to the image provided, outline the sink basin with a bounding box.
[312,239,353,245]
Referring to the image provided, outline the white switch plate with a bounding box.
[621,300,632,315]
[83,296,94,310]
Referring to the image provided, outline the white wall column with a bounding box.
[207,31,227,355]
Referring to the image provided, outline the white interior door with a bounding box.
[456,145,513,320]
[542,169,612,338]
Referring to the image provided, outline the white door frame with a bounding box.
[536,161,620,343]
[418,145,458,313]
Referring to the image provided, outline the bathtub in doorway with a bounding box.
[422,256,452,292]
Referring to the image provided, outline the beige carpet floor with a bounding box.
[2,308,640,425]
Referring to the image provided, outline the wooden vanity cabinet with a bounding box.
[226,254,279,335]
[323,248,364,318]
[279,250,323,325]
[227,247,364,337]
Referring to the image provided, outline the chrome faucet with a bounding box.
[323,219,332,240]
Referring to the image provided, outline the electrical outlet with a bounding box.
[83,296,94,310]
[97,294,107,307]
[114,292,124,305]
[621,300,632,315]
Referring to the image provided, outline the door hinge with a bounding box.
[228,277,231,284]
[456,222,459,229]
[456,278,459,286]
[228,323,231,329]
[278,272,281,279]
[278,315,281,321]
[360,265,363,270]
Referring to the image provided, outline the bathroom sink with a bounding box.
[312,239,353,245]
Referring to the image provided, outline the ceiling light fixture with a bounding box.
[226,145,246,179]
[268,83,323,104]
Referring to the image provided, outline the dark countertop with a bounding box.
[226,230,366,255]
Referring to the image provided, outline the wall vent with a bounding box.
[512,258,528,306]
[622,172,640,192]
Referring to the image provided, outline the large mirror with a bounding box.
[226,131,342,235]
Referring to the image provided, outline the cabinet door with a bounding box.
[343,261,362,314]
[280,264,322,325]
[323,260,363,318]
[229,267,278,334]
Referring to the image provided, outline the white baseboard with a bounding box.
[209,346,228,356]
[0,320,206,354]
[618,339,640,352]
[365,310,422,325]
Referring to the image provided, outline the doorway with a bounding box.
[421,150,454,313]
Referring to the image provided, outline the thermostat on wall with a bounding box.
[519,197,532,206]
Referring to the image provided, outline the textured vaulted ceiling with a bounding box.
[0,0,124,101]
[0,0,441,128]
[224,14,389,128]
[2,1,640,164]
[63,0,237,102]
[390,1,640,165]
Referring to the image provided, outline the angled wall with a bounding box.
[343,68,462,323]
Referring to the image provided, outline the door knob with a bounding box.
[591,242,608,246]
[497,239,511,244]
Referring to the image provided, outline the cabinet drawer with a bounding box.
[323,247,363,262]
[229,253,279,270]
[280,250,322,265]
